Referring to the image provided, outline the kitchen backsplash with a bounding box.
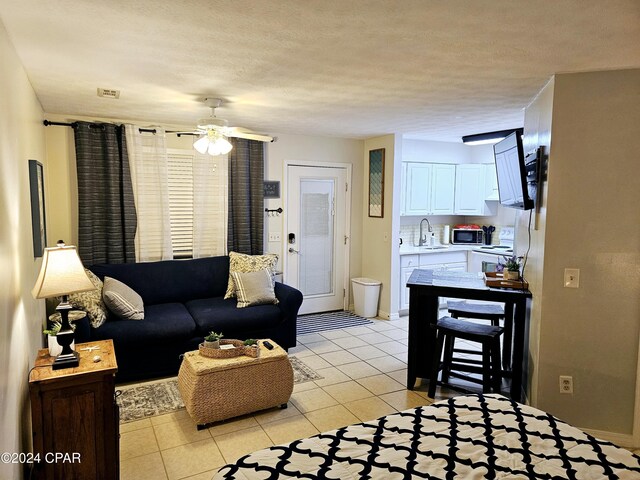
[399,223,510,246]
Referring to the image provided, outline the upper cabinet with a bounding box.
[484,163,499,201]
[402,163,455,216]
[401,162,498,216]
[454,164,485,215]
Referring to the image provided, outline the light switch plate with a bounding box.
[268,233,281,242]
[564,268,580,288]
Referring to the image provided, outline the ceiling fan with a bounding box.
[178,98,273,156]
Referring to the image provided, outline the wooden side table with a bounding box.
[29,339,119,480]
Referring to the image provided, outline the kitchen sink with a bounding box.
[419,245,449,250]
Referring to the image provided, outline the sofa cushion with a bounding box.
[90,256,230,305]
[90,303,197,346]
[232,269,279,308]
[69,269,108,328]
[186,297,283,335]
[103,276,145,320]
[224,252,278,299]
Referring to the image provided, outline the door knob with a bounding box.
[288,247,299,254]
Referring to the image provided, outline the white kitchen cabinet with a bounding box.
[484,163,499,200]
[430,164,456,215]
[402,163,455,216]
[454,164,485,215]
[399,250,468,313]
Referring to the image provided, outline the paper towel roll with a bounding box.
[442,225,450,244]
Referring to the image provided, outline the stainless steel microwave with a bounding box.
[451,228,484,245]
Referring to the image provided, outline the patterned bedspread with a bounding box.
[214,394,640,479]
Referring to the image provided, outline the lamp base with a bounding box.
[52,350,80,370]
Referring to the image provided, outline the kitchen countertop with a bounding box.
[399,244,474,255]
[399,244,515,256]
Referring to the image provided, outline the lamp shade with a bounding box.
[193,130,233,156]
[31,242,95,299]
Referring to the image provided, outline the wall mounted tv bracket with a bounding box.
[525,146,547,212]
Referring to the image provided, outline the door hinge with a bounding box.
[344,235,348,245]
[343,288,346,297]
[345,182,348,192]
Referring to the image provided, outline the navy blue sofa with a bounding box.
[74,256,302,383]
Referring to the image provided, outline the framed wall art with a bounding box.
[368,148,385,217]
[29,160,47,257]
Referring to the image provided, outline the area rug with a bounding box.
[297,310,373,335]
[116,355,322,423]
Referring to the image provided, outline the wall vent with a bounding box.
[97,88,120,99]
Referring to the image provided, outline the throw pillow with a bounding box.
[224,251,278,299]
[102,277,145,320]
[68,269,108,328]
[231,269,279,308]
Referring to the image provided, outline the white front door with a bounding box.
[285,165,349,315]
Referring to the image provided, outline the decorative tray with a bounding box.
[484,272,529,289]
[199,339,260,359]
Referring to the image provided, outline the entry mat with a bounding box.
[297,310,373,335]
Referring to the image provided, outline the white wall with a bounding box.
[523,70,640,442]
[0,21,47,480]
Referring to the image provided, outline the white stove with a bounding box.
[468,227,515,272]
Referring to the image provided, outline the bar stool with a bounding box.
[446,300,507,370]
[428,316,503,398]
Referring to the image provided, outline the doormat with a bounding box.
[297,310,374,335]
[116,355,322,423]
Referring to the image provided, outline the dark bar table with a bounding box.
[406,269,532,402]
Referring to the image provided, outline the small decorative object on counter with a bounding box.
[501,255,522,280]
[442,225,450,245]
[199,339,261,358]
[204,331,223,349]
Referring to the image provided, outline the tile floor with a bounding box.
[118,315,463,480]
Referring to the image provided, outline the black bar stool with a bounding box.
[446,300,508,369]
[428,316,504,398]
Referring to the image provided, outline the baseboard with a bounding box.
[581,427,636,449]
[388,312,400,321]
[378,309,391,320]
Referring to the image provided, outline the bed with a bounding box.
[214,394,640,479]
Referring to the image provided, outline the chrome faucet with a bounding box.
[419,218,433,246]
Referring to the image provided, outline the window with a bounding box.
[167,152,194,258]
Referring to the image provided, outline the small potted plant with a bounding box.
[203,331,223,349]
[243,339,258,347]
[43,322,75,357]
[502,255,522,280]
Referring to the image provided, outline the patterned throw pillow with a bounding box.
[68,269,108,328]
[231,269,279,308]
[224,252,278,299]
[102,277,145,320]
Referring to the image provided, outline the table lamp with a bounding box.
[31,241,95,369]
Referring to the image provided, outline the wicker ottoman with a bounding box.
[178,339,293,428]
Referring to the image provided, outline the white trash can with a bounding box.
[351,277,381,318]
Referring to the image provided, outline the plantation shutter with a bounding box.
[167,152,194,258]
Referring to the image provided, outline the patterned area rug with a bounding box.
[297,310,373,335]
[116,355,322,423]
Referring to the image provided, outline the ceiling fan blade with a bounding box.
[225,127,273,142]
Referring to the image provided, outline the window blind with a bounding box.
[167,153,194,258]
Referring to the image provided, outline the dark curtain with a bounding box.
[227,138,264,254]
[74,122,137,264]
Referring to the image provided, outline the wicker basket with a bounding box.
[178,339,294,427]
[198,339,260,359]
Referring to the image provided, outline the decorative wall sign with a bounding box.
[368,148,385,217]
[264,181,281,199]
[29,160,47,257]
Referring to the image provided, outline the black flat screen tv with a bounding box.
[493,131,534,210]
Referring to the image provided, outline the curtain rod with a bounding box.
[42,120,197,136]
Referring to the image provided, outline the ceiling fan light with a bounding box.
[218,138,233,155]
[207,137,232,156]
[193,135,209,154]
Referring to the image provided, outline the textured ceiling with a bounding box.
[1,0,639,142]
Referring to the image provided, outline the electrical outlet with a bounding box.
[564,268,580,288]
[268,233,281,242]
[559,375,573,394]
